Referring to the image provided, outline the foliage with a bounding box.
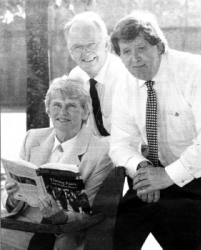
[0,0,201,26]
[0,0,25,23]
[0,0,97,23]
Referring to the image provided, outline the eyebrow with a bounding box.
[71,41,98,47]
[52,100,61,103]
[51,101,61,105]
[72,44,82,47]
[52,100,78,105]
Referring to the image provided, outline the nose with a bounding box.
[83,45,88,51]
[80,46,89,56]
[60,106,69,115]
[131,50,140,63]
[82,45,91,53]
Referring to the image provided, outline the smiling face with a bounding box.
[119,34,162,80]
[49,92,88,141]
[67,21,109,78]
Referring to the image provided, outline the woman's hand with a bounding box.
[5,182,20,206]
[38,194,68,224]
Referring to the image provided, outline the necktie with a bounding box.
[145,81,158,167]
[89,79,109,136]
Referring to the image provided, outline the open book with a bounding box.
[1,158,91,214]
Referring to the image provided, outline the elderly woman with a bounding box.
[1,76,114,250]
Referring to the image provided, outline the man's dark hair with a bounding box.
[111,10,168,56]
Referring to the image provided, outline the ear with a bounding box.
[67,45,74,59]
[66,39,74,59]
[47,108,51,118]
[105,36,111,51]
[157,43,163,55]
[82,109,90,122]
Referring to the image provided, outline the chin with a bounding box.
[130,70,147,81]
[136,75,147,80]
[129,70,140,79]
[86,68,99,78]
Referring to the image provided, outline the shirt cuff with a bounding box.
[165,159,194,187]
[6,195,25,213]
[124,155,148,178]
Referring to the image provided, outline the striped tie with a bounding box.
[145,81,158,167]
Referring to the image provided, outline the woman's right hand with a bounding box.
[5,182,19,205]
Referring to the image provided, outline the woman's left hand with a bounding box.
[38,194,68,224]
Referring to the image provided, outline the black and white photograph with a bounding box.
[1,0,201,249]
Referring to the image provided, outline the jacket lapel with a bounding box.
[30,129,55,167]
[29,125,92,167]
[61,124,92,166]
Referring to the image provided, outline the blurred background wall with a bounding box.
[1,0,201,108]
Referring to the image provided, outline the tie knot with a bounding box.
[89,79,97,86]
[145,81,154,90]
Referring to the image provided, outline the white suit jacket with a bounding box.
[1,124,114,249]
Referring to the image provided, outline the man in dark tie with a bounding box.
[109,10,201,250]
[64,11,134,136]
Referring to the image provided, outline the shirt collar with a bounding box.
[51,132,79,153]
[79,53,110,89]
[152,52,167,82]
[93,53,110,85]
[137,79,145,87]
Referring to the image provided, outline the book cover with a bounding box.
[36,167,91,213]
[2,158,91,213]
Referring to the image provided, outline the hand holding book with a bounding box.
[38,194,68,224]
[2,158,91,214]
[5,182,20,207]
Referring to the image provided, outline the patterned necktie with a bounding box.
[89,79,109,136]
[145,81,158,167]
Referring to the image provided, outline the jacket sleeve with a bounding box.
[2,131,31,214]
[85,143,114,206]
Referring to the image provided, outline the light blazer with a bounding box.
[1,124,114,249]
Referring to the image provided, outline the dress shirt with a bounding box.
[109,49,201,187]
[49,133,79,163]
[69,53,133,134]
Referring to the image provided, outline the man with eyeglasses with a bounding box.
[64,11,133,136]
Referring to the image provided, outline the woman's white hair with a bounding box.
[45,75,92,119]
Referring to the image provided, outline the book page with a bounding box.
[40,162,79,173]
[1,158,47,207]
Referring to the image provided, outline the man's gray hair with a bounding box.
[64,11,108,43]
[45,76,92,117]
